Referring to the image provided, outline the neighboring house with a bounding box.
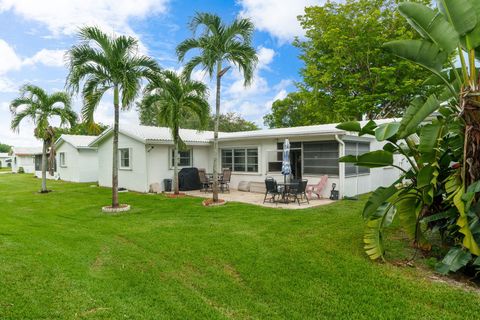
[90,120,405,197]
[33,149,58,180]
[11,147,41,173]
[54,134,99,183]
[0,153,12,168]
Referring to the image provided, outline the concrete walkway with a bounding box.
[185,189,335,210]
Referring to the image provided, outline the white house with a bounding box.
[54,134,99,183]
[0,153,12,168]
[89,125,212,193]
[11,147,41,173]
[89,120,404,198]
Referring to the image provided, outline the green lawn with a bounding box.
[0,167,12,172]
[1,174,479,319]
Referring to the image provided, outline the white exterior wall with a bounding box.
[0,156,11,168]
[55,143,99,183]
[12,155,35,173]
[342,138,404,197]
[146,144,210,192]
[97,134,148,192]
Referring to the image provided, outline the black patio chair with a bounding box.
[264,177,280,204]
[288,179,309,205]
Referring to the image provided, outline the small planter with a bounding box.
[202,199,226,207]
[102,204,131,214]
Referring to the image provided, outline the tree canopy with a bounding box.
[0,143,12,153]
[264,0,433,128]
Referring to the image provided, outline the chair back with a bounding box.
[265,177,277,193]
[317,175,328,190]
[222,168,231,182]
[299,179,308,193]
[198,169,208,183]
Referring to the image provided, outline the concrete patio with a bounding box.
[184,189,335,209]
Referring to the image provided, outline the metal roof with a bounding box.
[56,134,98,149]
[89,118,401,146]
[12,147,42,156]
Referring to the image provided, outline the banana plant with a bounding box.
[337,117,463,264]
[384,0,480,190]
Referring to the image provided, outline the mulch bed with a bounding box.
[202,198,226,207]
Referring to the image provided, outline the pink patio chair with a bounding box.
[306,175,328,200]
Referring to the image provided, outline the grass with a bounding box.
[0,167,12,172]
[1,174,479,319]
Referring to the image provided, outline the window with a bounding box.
[221,148,258,172]
[59,152,66,167]
[171,149,192,167]
[119,148,131,169]
[35,155,41,171]
[303,141,340,176]
[345,141,370,176]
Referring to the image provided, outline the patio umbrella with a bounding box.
[281,138,291,184]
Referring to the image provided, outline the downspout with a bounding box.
[335,134,345,199]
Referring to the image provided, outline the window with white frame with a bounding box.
[221,148,258,172]
[345,141,370,176]
[119,148,131,169]
[171,149,192,167]
[59,152,66,167]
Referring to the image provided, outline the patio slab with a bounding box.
[184,189,335,210]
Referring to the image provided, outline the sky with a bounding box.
[0,0,328,147]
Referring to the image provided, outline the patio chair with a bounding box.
[220,168,231,193]
[198,169,212,193]
[306,175,328,200]
[288,179,309,205]
[263,177,280,204]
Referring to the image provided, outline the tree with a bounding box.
[10,84,77,192]
[66,26,160,209]
[55,122,108,139]
[0,143,12,153]
[177,12,258,202]
[270,0,432,124]
[341,0,480,275]
[138,99,258,132]
[142,70,209,194]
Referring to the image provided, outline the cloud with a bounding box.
[238,0,325,43]
[0,39,22,74]
[23,49,66,67]
[0,0,170,36]
[257,46,275,70]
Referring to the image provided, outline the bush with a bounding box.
[18,167,25,174]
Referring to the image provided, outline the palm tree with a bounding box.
[66,26,160,208]
[176,12,258,202]
[10,84,77,193]
[142,70,209,194]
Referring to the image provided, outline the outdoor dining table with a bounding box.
[276,182,298,204]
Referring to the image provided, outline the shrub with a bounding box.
[18,167,25,174]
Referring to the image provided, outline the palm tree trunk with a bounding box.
[41,139,47,193]
[173,142,179,195]
[462,91,480,189]
[112,85,120,208]
[212,61,222,202]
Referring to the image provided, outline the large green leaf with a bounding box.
[418,122,444,163]
[438,0,477,35]
[339,150,393,168]
[396,196,419,241]
[363,185,399,220]
[397,94,440,138]
[435,246,472,274]
[383,40,449,72]
[398,2,459,54]
[336,121,361,132]
[453,186,480,256]
[375,122,400,141]
[364,217,385,260]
